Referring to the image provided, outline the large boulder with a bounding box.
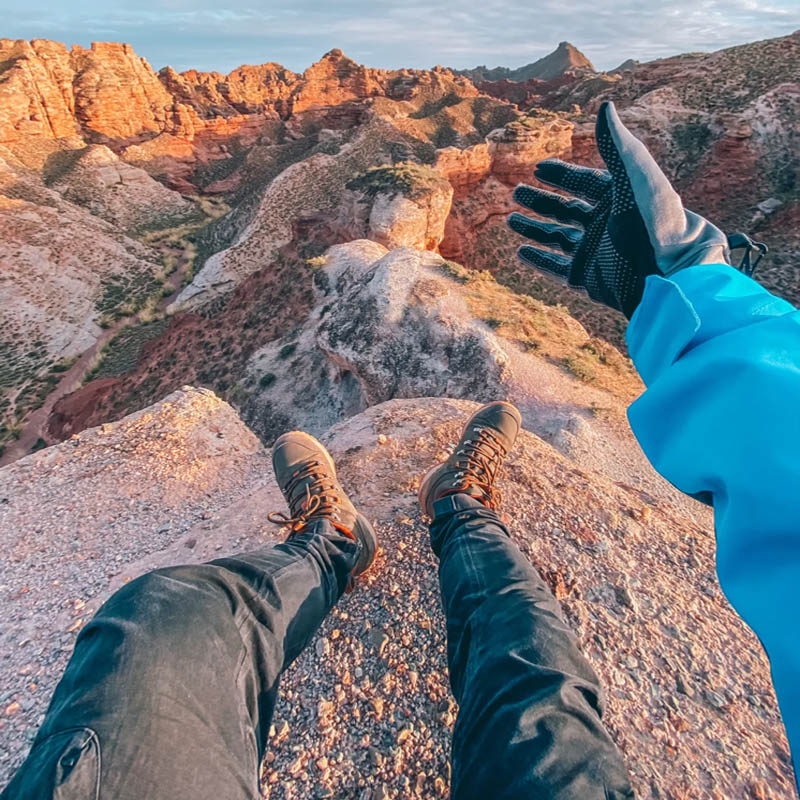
[238,240,509,439]
[336,162,454,250]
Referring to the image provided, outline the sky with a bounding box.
[1,0,797,74]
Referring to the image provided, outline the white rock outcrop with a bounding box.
[238,239,510,439]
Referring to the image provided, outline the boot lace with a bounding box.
[451,427,508,509]
[268,461,345,532]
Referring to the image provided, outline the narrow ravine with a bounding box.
[0,247,191,467]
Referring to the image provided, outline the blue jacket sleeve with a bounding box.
[626,264,800,771]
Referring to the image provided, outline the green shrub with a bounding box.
[346,162,449,201]
[259,373,277,388]
[564,354,597,383]
[306,255,327,269]
[278,343,297,360]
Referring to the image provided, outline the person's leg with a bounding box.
[1,523,358,800]
[419,401,633,799]
[2,430,377,800]
[431,495,634,800]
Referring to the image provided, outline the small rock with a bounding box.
[4,701,21,716]
[749,780,769,799]
[397,727,412,743]
[272,718,289,740]
[615,584,639,614]
[368,628,389,657]
[756,197,783,215]
[370,697,384,718]
[705,689,727,710]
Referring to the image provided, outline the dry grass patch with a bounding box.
[439,261,642,402]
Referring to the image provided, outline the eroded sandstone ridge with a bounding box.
[2,31,796,469]
[0,389,795,798]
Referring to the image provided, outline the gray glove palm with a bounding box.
[508,101,730,318]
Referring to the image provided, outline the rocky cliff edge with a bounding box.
[0,387,794,798]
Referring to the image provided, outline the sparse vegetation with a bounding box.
[50,356,78,374]
[346,162,450,201]
[278,343,298,360]
[672,115,713,178]
[409,92,463,120]
[564,353,597,383]
[85,320,170,383]
[436,260,640,400]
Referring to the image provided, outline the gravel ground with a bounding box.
[0,389,796,799]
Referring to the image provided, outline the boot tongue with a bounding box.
[288,473,357,532]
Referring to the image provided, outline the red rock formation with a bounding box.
[0,39,81,142]
[487,115,574,186]
[0,38,483,190]
[46,377,119,441]
[435,143,492,191]
[159,62,298,117]
[433,114,574,262]
[289,49,386,113]
[0,39,175,147]
[69,42,174,143]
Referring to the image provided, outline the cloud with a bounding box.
[0,0,796,73]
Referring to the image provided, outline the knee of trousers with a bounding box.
[85,564,242,669]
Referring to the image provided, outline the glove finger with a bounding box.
[534,159,611,202]
[517,245,571,278]
[513,184,594,227]
[595,101,675,210]
[508,212,582,254]
[596,100,728,273]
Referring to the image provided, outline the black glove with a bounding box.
[507,101,730,318]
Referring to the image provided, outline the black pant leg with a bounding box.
[1,522,358,800]
[430,493,634,800]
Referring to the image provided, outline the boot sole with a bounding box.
[418,401,522,518]
[352,512,378,576]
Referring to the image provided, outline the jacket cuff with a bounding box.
[627,264,794,386]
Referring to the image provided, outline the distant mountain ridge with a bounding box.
[457,41,595,83]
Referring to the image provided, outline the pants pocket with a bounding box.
[2,728,100,800]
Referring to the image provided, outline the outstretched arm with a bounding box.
[509,101,800,776]
[628,263,800,774]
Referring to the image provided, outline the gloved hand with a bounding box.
[508,100,730,318]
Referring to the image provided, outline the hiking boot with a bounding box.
[268,431,377,582]
[418,401,522,518]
